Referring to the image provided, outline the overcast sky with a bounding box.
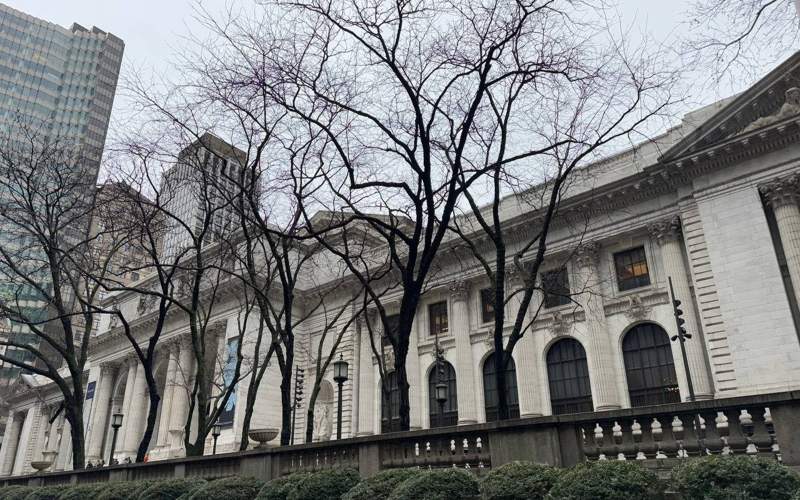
[2,0,787,135]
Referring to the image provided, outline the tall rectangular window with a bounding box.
[429,301,448,336]
[480,288,495,324]
[542,267,570,308]
[614,247,651,291]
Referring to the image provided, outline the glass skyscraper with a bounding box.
[0,3,124,380]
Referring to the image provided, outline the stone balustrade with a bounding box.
[4,391,800,488]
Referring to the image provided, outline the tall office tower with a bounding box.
[162,133,250,259]
[0,3,124,384]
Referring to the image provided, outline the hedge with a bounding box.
[97,481,156,500]
[22,485,65,500]
[670,455,800,500]
[387,469,480,500]
[138,478,207,500]
[287,468,360,500]
[548,461,663,500]
[2,486,36,500]
[479,461,560,500]
[255,472,310,500]
[342,468,421,500]
[56,483,106,500]
[186,476,264,500]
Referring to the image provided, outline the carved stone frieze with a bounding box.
[743,87,800,134]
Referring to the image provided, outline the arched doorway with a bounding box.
[622,323,680,406]
[428,361,458,427]
[380,371,401,433]
[482,352,520,421]
[547,338,593,415]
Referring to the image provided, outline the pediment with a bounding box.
[660,51,800,164]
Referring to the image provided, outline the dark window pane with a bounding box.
[546,339,594,415]
[542,267,570,308]
[428,361,458,427]
[482,352,520,421]
[614,247,651,291]
[428,301,449,337]
[381,371,401,433]
[480,288,495,324]
[623,323,680,407]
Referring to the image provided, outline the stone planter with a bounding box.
[248,427,279,448]
[30,460,52,473]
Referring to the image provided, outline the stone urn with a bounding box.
[248,427,279,448]
[30,460,52,473]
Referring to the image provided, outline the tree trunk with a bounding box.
[136,380,160,462]
[280,364,292,445]
[64,402,85,470]
[305,378,322,443]
[494,250,510,421]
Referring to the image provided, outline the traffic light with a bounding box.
[671,297,692,341]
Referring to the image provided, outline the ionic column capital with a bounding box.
[575,241,601,269]
[759,174,800,209]
[648,215,682,246]
[448,280,470,302]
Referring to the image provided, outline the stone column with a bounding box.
[350,319,361,435]
[168,338,195,452]
[0,412,22,476]
[357,316,376,436]
[649,216,714,400]
[119,358,137,432]
[122,360,147,457]
[11,407,32,475]
[54,419,71,471]
[506,270,542,417]
[157,344,179,447]
[86,363,116,462]
[576,242,622,411]
[761,175,800,313]
[450,280,478,424]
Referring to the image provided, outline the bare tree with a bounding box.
[0,121,122,469]
[685,0,799,80]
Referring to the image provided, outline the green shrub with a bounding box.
[287,468,359,500]
[255,472,310,500]
[57,483,106,500]
[22,486,65,500]
[342,469,422,500]
[670,455,800,500]
[138,479,207,500]
[387,469,480,500]
[97,481,155,500]
[479,461,560,500]
[186,476,264,500]
[1,486,35,500]
[549,461,662,500]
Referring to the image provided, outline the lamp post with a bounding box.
[434,381,448,428]
[109,412,123,465]
[333,354,349,440]
[211,422,222,455]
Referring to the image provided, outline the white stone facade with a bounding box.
[3,54,800,476]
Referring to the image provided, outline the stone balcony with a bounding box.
[4,390,800,487]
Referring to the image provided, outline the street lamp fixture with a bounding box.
[212,422,222,455]
[333,354,349,440]
[109,412,123,465]
[435,381,448,428]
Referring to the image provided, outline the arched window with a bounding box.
[380,371,401,433]
[482,352,520,421]
[428,361,458,427]
[547,338,593,415]
[623,323,680,407]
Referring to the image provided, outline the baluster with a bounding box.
[763,408,782,462]
[426,442,431,470]
[631,420,646,460]
[612,421,625,460]
[463,438,469,467]
[672,416,687,458]
[716,412,731,455]
[739,409,758,455]
[695,414,709,456]
[450,439,457,468]
[593,423,606,460]
[652,418,666,459]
